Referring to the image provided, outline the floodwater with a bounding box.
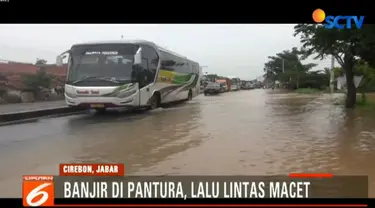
[1,89,375,197]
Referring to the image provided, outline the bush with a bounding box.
[0,89,6,97]
[0,97,7,104]
[299,72,330,90]
[3,93,21,103]
[22,70,52,93]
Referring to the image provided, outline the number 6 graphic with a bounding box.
[26,183,52,207]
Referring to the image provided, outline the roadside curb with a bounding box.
[0,107,86,125]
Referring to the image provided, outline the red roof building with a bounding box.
[0,63,39,74]
[0,62,67,90]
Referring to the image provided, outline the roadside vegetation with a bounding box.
[0,59,57,104]
[334,94,375,110]
[263,24,375,109]
[356,95,375,108]
[22,70,52,100]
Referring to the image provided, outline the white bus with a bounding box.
[227,76,241,91]
[56,40,202,112]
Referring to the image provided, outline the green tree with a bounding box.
[35,58,47,65]
[333,67,344,78]
[293,24,375,108]
[22,70,52,94]
[356,25,375,68]
[263,47,316,89]
[323,67,343,78]
[355,61,375,102]
[0,72,7,97]
[298,71,330,90]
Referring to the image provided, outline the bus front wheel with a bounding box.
[148,94,160,110]
[188,90,193,101]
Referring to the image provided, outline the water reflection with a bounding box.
[66,102,204,174]
[132,91,375,196]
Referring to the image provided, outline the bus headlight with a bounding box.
[117,89,137,98]
[65,92,77,98]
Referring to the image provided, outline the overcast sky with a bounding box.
[0,24,332,80]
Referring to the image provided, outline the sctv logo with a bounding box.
[312,8,365,29]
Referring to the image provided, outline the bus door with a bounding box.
[135,64,152,106]
[139,84,151,106]
[135,45,159,106]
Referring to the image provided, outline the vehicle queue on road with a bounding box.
[200,76,260,96]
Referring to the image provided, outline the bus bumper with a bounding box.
[65,94,138,109]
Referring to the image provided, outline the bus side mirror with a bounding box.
[56,55,63,67]
[56,50,70,67]
[134,47,142,65]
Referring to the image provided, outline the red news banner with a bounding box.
[23,163,124,206]
[22,163,368,207]
[59,163,125,176]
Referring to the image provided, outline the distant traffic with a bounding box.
[201,75,264,96]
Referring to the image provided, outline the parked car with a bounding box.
[204,83,221,95]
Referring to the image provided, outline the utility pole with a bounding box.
[282,59,285,73]
[330,55,335,93]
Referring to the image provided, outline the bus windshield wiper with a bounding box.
[112,78,132,83]
[72,76,102,84]
[72,76,119,84]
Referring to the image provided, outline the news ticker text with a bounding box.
[24,176,368,201]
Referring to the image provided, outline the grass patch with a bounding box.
[333,93,375,108]
[356,94,375,108]
[294,88,322,94]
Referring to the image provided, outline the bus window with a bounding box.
[174,59,189,74]
[160,52,176,72]
[192,64,197,74]
[146,46,159,82]
[160,51,191,75]
[141,45,158,85]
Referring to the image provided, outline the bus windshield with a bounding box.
[67,44,139,86]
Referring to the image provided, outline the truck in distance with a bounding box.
[56,40,202,112]
[228,76,241,91]
[215,79,230,92]
[218,82,228,92]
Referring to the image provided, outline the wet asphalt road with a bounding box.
[1,89,375,197]
[0,100,67,114]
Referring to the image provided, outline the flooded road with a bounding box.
[1,89,375,197]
